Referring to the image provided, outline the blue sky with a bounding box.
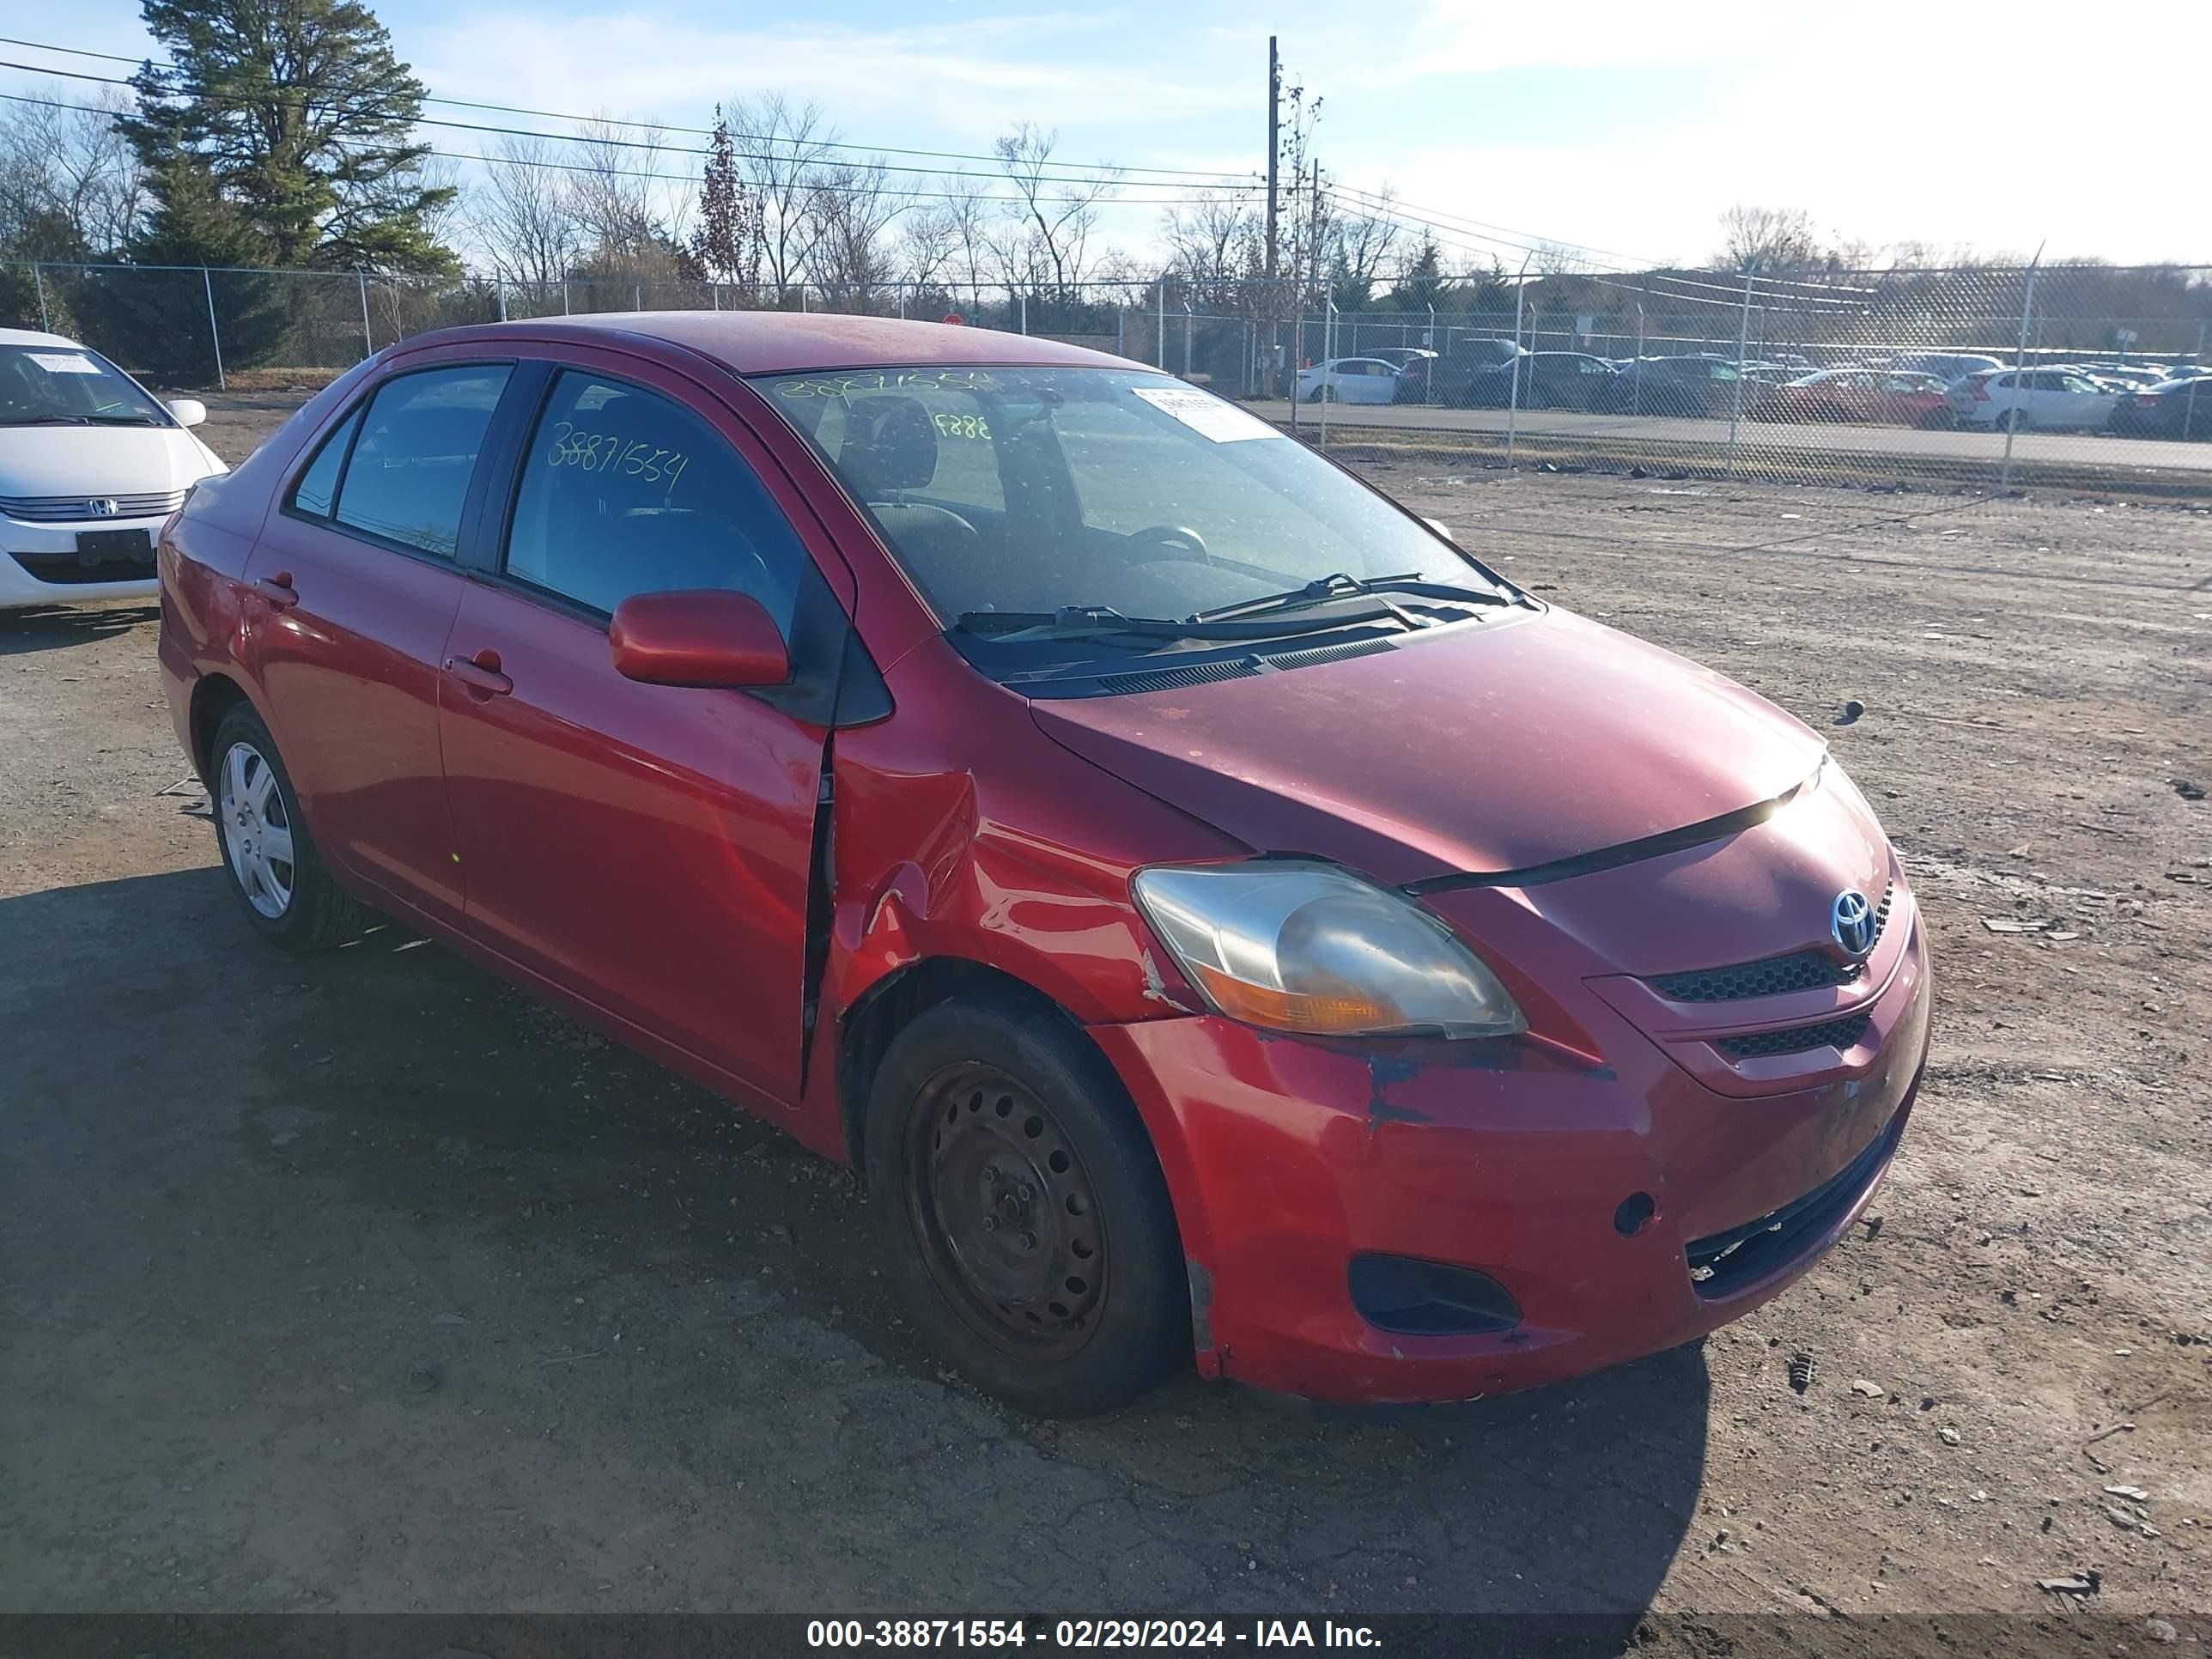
[30,0,2212,270]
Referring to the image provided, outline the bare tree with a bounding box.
[1328,185,1401,309]
[1716,205,1825,273]
[937,173,998,300]
[0,90,145,258]
[570,116,667,261]
[470,134,583,289]
[727,94,836,305]
[804,157,908,311]
[896,200,961,295]
[993,123,1119,305]
[1161,188,1253,307]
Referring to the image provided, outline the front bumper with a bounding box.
[1090,901,1931,1405]
[0,514,166,608]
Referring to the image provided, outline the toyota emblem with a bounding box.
[1831,889,1877,957]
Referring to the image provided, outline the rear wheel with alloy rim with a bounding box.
[209,702,364,952]
[865,990,1186,1416]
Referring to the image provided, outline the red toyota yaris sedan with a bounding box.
[159,314,1930,1415]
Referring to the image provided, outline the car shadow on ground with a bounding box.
[2,868,1708,1628]
[0,600,161,657]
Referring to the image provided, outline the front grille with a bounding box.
[0,489,187,523]
[1715,1013,1871,1060]
[1648,884,1894,1003]
[9,548,155,585]
[1686,1112,1903,1298]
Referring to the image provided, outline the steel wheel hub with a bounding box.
[908,1064,1106,1358]
[219,740,295,920]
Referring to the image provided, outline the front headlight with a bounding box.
[1133,860,1526,1039]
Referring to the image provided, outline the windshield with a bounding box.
[0,344,170,427]
[755,366,1499,624]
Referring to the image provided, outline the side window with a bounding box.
[333,365,511,558]
[505,370,806,631]
[289,407,361,517]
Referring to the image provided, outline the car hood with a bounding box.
[0,425,227,499]
[1030,607,1828,886]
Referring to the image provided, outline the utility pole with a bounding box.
[1265,37,1280,283]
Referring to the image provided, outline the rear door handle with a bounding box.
[252,570,298,609]
[444,650,513,696]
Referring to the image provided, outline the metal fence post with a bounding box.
[1723,259,1757,480]
[1156,279,1165,368]
[562,279,570,315]
[634,283,642,312]
[1504,252,1533,469]
[1183,301,1194,378]
[357,269,373,357]
[1020,292,1029,336]
[1426,304,1437,406]
[1320,299,1335,447]
[201,266,225,392]
[33,263,50,332]
[1115,304,1124,359]
[1633,292,1646,416]
[896,283,905,320]
[2186,322,2208,442]
[496,277,508,324]
[2001,252,2042,491]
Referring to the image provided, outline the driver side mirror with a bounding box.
[610,589,789,690]
[167,398,208,428]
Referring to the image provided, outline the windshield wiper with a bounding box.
[955,602,1407,644]
[1194,570,1511,623]
[82,413,163,425]
[0,415,94,426]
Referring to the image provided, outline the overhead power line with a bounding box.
[0,33,1260,185]
[0,90,1256,207]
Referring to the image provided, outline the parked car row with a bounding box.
[1294,339,2211,439]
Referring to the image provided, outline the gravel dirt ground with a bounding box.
[2,393,2207,1650]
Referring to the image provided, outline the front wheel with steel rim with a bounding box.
[208,702,364,952]
[864,990,1187,1417]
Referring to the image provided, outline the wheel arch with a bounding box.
[188,670,255,785]
[838,956,1080,1189]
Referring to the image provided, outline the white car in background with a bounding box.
[0,327,227,611]
[1945,367,2121,432]
[1295,356,1402,404]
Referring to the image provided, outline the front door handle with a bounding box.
[444,649,513,696]
[252,570,298,609]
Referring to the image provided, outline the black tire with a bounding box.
[863,990,1187,1417]
[209,702,365,953]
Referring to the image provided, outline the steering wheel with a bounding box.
[1124,524,1211,563]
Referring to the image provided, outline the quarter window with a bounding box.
[332,365,511,558]
[289,408,361,518]
[504,370,806,630]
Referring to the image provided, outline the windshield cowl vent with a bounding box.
[1256,636,1398,672]
[1095,659,1262,696]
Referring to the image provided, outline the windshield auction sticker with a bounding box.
[27,352,102,374]
[1130,386,1282,442]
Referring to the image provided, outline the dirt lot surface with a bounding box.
[3,392,2208,1649]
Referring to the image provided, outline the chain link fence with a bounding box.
[4,257,2207,494]
[1273,264,2212,496]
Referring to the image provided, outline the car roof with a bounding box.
[395,311,1143,376]
[0,325,83,349]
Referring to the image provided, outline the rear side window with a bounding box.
[502,370,806,631]
[332,365,512,558]
[289,408,361,517]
